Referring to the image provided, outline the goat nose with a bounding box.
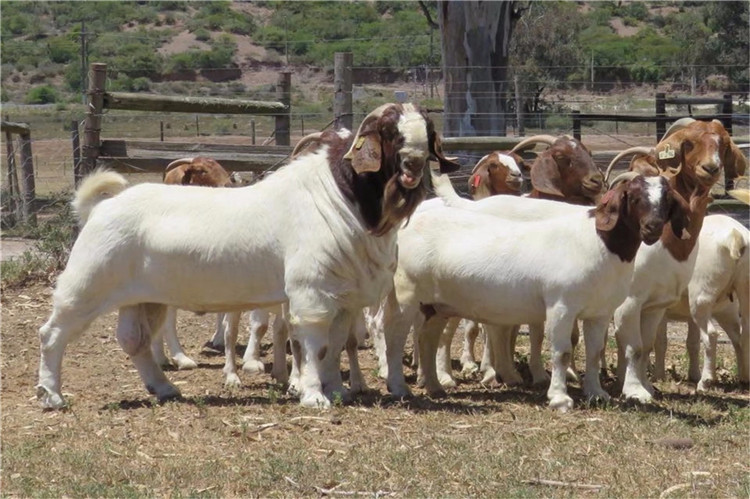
[703,163,720,175]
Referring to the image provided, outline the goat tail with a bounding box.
[430,171,473,210]
[72,169,129,226]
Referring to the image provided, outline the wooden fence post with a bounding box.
[19,131,36,225]
[82,63,107,176]
[655,92,666,141]
[71,119,82,186]
[721,94,733,136]
[275,71,291,146]
[251,119,256,145]
[4,131,19,224]
[334,52,353,132]
[572,110,581,141]
[514,75,524,136]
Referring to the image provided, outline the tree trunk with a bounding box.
[439,1,517,137]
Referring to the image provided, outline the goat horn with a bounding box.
[662,117,696,141]
[510,135,559,153]
[343,103,394,160]
[164,157,195,175]
[608,171,641,188]
[291,132,324,159]
[604,146,654,183]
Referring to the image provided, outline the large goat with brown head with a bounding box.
[467,151,527,199]
[510,135,605,205]
[163,157,241,187]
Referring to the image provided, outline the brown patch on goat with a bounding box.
[468,151,525,199]
[163,157,235,188]
[593,176,673,262]
[328,105,436,236]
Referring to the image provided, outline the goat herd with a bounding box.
[36,103,748,413]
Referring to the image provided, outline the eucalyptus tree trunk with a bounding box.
[438,1,518,137]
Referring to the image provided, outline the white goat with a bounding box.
[36,102,459,410]
[381,173,681,411]
[653,214,749,389]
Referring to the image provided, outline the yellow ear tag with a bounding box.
[354,136,366,150]
[658,144,676,160]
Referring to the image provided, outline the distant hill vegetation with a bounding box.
[1,1,747,104]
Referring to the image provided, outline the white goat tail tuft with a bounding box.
[430,172,472,209]
[72,169,129,226]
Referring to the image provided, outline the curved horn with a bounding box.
[662,117,696,141]
[291,132,324,159]
[471,153,492,174]
[164,157,195,175]
[510,135,559,153]
[604,146,654,183]
[608,171,641,189]
[343,103,394,160]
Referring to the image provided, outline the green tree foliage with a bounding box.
[26,85,59,104]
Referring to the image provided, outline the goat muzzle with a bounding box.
[398,170,422,189]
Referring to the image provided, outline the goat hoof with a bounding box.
[203,340,224,352]
[173,355,198,370]
[300,391,331,409]
[696,378,714,393]
[427,387,447,399]
[584,387,611,403]
[499,370,524,386]
[438,374,457,388]
[242,360,265,375]
[480,368,497,385]
[36,385,67,410]
[224,373,242,388]
[387,383,412,399]
[155,384,182,403]
[460,362,479,375]
[623,385,653,404]
[548,394,574,412]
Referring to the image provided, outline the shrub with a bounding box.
[26,85,59,104]
[193,28,211,41]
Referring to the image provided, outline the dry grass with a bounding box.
[2,283,748,497]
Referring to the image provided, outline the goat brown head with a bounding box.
[467,151,526,199]
[594,173,688,261]
[163,157,236,188]
[343,103,460,190]
[333,103,459,236]
[512,135,604,205]
[654,118,746,190]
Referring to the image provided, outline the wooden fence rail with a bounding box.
[1,120,36,226]
[80,62,292,184]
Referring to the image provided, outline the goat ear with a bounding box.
[344,132,383,174]
[594,187,623,232]
[429,132,461,173]
[530,154,565,197]
[654,137,685,178]
[668,188,692,240]
[468,169,488,197]
[723,140,748,180]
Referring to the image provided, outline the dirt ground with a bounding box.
[2,280,748,497]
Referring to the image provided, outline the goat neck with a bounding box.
[660,173,711,261]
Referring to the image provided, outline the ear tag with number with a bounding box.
[658,144,676,160]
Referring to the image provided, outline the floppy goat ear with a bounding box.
[530,153,565,198]
[654,135,686,178]
[594,185,624,232]
[468,169,488,197]
[668,188,692,240]
[429,132,461,173]
[344,116,383,174]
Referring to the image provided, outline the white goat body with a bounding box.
[654,215,749,388]
[381,174,671,411]
[39,144,396,409]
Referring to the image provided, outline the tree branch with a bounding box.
[418,1,439,30]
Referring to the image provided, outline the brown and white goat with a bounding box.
[610,118,745,402]
[511,134,605,204]
[467,151,526,199]
[163,156,241,187]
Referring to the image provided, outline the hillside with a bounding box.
[1,1,747,107]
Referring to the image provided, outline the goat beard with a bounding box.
[372,174,426,236]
